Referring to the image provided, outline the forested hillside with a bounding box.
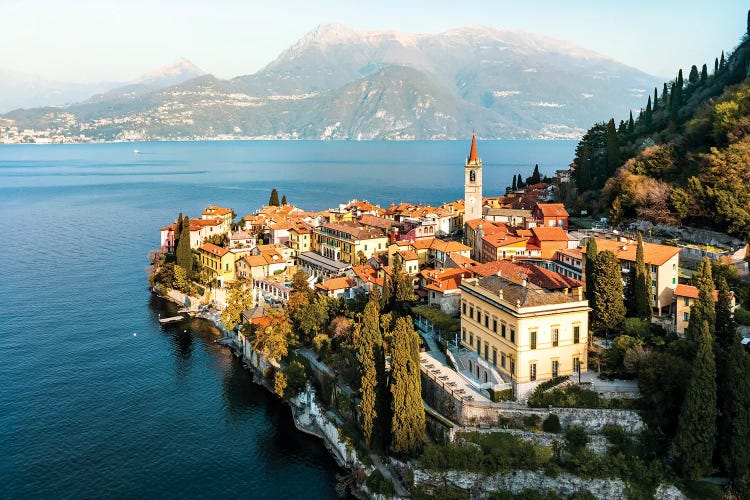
[572,15,750,240]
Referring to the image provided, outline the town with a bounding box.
[149,136,750,498]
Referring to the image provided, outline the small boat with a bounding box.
[158,315,183,324]
[133,149,140,154]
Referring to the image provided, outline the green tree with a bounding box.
[720,51,726,71]
[715,276,737,473]
[380,274,393,312]
[673,320,717,479]
[269,188,280,207]
[174,212,184,251]
[606,118,620,177]
[591,250,625,336]
[176,216,192,274]
[530,164,541,184]
[390,317,425,455]
[221,278,254,332]
[715,57,719,75]
[252,308,292,362]
[644,96,653,127]
[281,194,287,206]
[628,111,634,133]
[701,63,708,82]
[584,237,598,301]
[511,174,517,191]
[662,82,669,105]
[634,233,652,320]
[686,258,715,343]
[294,295,329,343]
[727,342,750,494]
[356,300,382,446]
[653,87,659,112]
[688,65,699,84]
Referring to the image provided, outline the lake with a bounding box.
[0,139,576,498]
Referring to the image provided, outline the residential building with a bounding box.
[199,242,238,285]
[673,284,735,335]
[527,227,569,260]
[315,277,358,299]
[312,222,388,265]
[533,203,569,229]
[585,238,681,315]
[460,275,589,397]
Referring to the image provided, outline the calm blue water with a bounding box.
[0,140,575,498]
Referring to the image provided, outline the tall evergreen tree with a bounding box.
[686,258,716,342]
[176,216,192,274]
[268,188,280,207]
[747,9,750,36]
[585,237,598,300]
[644,96,653,127]
[174,212,184,252]
[662,82,669,105]
[592,250,625,336]
[688,65,699,84]
[617,120,627,135]
[720,51,726,71]
[389,317,425,455]
[605,118,619,176]
[517,173,526,189]
[634,233,652,319]
[511,174,517,191]
[670,70,684,119]
[700,63,708,82]
[715,277,736,474]
[530,164,541,184]
[627,111,634,133]
[281,194,287,206]
[380,274,393,312]
[357,300,383,447]
[673,320,717,479]
[727,342,750,495]
[715,57,720,75]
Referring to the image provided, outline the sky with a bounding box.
[1,0,746,82]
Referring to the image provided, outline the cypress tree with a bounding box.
[634,233,652,320]
[747,9,750,36]
[517,173,525,189]
[644,96,653,127]
[389,317,425,455]
[627,111,634,133]
[511,174,517,191]
[281,194,287,206]
[670,70,684,119]
[727,342,750,494]
[720,51,726,71]
[688,65,699,84]
[653,87,659,112]
[686,258,715,343]
[268,188,280,207]
[380,274,393,312]
[530,164,541,184]
[617,120,627,135]
[176,216,192,274]
[591,250,625,336]
[585,237,598,300]
[174,212,184,252]
[662,82,669,105]
[605,118,619,176]
[673,320,717,479]
[357,300,382,447]
[701,63,708,82]
[715,277,736,474]
[624,270,636,317]
[715,57,720,75]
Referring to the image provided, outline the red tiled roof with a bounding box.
[674,284,721,301]
[468,133,479,163]
[531,226,568,241]
[316,277,357,292]
[590,238,681,266]
[536,203,569,218]
[200,242,229,257]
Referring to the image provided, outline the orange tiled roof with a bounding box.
[467,133,479,163]
[531,226,569,241]
[200,242,229,257]
[399,250,419,261]
[674,284,721,302]
[536,203,569,218]
[316,277,357,292]
[202,205,233,217]
[590,238,681,266]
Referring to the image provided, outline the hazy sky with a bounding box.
[2,1,746,82]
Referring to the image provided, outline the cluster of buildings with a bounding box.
[156,135,733,395]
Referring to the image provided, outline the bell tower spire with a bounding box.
[464,133,483,222]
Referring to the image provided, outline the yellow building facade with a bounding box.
[459,275,589,396]
[312,222,388,265]
[199,242,237,285]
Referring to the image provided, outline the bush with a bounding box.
[366,469,395,496]
[489,388,514,402]
[523,414,541,430]
[564,425,589,454]
[542,414,562,433]
[601,424,630,452]
[734,306,750,326]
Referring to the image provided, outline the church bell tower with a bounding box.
[464,133,483,222]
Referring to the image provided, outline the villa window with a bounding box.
[510,328,515,344]
[469,306,473,318]
[476,336,481,352]
[462,328,466,342]
[501,323,506,338]
[462,303,467,315]
[492,347,497,366]
[492,319,497,333]
[484,316,489,328]
[511,359,515,375]
[469,333,474,346]
[684,312,689,322]
[651,265,657,274]
[552,328,559,347]
[530,330,537,350]
[501,354,506,369]
[573,325,580,344]
[530,363,537,381]
[552,360,559,378]
[684,297,689,306]
[484,342,489,360]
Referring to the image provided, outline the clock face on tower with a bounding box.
[468,197,475,204]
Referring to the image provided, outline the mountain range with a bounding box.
[0,24,660,141]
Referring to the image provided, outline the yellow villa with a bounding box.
[199,242,237,286]
[312,222,388,265]
[459,275,589,397]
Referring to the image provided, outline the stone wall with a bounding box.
[413,468,625,499]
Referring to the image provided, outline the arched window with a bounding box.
[469,170,476,182]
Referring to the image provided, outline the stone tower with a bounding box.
[464,133,483,222]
